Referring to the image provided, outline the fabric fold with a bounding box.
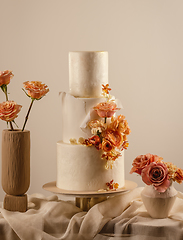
[0,188,182,240]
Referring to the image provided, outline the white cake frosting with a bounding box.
[57,142,124,191]
[57,51,128,191]
[69,51,108,97]
[60,92,107,143]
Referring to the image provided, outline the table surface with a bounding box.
[0,187,182,240]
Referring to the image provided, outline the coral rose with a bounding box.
[0,101,22,122]
[174,168,183,184]
[0,70,14,87]
[94,101,120,118]
[23,81,49,99]
[141,162,171,192]
[130,153,161,175]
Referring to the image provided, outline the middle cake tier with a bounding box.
[60,92,121,143]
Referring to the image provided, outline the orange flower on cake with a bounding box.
[102,84,111,95]
[88,135,102,150]
[23,81,49,100]
[0,70,14,87]
[94,101,120,118]
[88,119,106,135]
[101,138,114,152]
[102,130,123,149]
[110,115,131,134]
[0,101,22,122]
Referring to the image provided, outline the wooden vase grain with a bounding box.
[2,129,30,196]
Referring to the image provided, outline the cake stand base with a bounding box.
[75,196,107,211]
[43,180,137,211]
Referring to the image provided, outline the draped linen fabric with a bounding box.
[0,187,183,240]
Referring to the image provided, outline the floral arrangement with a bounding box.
[130,153,183,192]
[0,70,49,131]
[78,84,131,169]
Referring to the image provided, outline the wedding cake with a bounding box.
[57,51,130,191]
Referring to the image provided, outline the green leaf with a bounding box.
[1,84,7,94]
[22,88,31,98]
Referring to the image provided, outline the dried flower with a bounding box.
[102,84,111,94]
[0,101,22,122]
[88,119,106,134]
[70,138,77,144]
[101,150,121,161]
[0,70,14,87]
[106,180,119,190]
[78,137,85,144]
[164,162,177,180]
[174,168,183,184]
[23,81,49,100]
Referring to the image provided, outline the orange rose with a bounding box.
[94,101,120,118]
[88,135,102,150]
[0,101,22,122]
[23,81,49,99]
[110,115,131,135]
[103,130,123,148]
[0,70,14,87]
[174,168,183,184]
[102,139,113,152]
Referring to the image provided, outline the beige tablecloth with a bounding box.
[0,187,183,240]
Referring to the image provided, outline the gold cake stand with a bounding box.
[43,180,137,211]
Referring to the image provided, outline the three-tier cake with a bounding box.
[57,51,130,191]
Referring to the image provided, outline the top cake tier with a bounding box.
[69,51,108,98]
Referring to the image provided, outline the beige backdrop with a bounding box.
[0,0,183,201]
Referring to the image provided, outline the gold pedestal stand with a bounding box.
[75,197,107,211]
[43,181,137,211]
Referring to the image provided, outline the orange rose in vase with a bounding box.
[0,70,14,87]
[0,101,22,122]
[23,81,49,100]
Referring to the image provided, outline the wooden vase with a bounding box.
[1,129,30,212]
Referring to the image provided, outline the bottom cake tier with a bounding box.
[57,141,125,191]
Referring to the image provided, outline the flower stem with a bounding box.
[22,99,35,131]
[3,85,14,130]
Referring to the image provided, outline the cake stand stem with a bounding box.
[75,197,107,211]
